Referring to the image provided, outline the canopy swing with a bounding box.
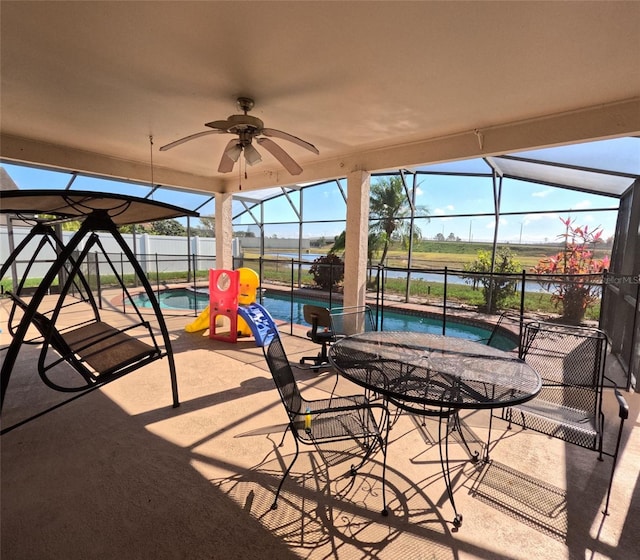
[2,220,98,340]
[0,190,199,434]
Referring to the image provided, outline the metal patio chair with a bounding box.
[501,321,629,515]
[484,310,524,351]
[263,332,390,515]
[329,305,378,398]
[329,305,377,338]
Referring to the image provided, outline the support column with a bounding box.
[215,193,233,270]
[343,170,371,309]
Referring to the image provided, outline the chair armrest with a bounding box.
[614,388,629,420]
[604,374,630,420]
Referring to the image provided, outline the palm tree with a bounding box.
[369,176,427,265]
[331,230,385,266]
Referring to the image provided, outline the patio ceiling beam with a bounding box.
[2,98,639,198]
[0,133,226,194]
[217,98,640,193]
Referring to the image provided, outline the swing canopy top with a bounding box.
[0,189,199,226]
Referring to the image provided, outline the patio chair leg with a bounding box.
[349,440,376,476]
[602,414,626,516]
[272,433,300,510]
[379,412,390,516]
[277,424,290,448]
[346,407,390,516]
[484,410,494,462]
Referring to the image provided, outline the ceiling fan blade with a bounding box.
[257,137,303,175]
[243,144,262,166]
[159,129,223,151]
[262,128,319,155]
[205,119,232,131]
[218,139,240,173]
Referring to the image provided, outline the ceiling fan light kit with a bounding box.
[160,97,318,176]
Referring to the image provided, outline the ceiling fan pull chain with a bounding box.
[149,135,155,199]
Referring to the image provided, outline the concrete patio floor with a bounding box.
[1,300,639,560]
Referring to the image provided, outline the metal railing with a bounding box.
[6,250,636,389]
[2,251,608,327]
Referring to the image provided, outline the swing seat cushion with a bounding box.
[61,322,159,377]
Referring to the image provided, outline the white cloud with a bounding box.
[572,200,592,210]
[532,188,553,198]
[523,213,558,226]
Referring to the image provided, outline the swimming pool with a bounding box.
[129,288,515,350]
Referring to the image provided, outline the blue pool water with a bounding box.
[130,288,515,350]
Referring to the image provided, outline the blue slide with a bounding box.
[237,303,278,346]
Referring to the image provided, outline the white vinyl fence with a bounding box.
[1,225,242,283]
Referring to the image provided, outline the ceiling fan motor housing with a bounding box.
[226,114,264,133]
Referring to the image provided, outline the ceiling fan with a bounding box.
[160,97,319,175]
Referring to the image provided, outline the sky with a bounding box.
[248,172,620,244]
[0,141,628,245]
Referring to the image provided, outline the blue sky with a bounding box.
[1,161,621,245]
[251,173,620,244]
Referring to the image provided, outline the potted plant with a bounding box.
[532,217,609,325]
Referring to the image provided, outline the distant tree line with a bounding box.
[116,217,255,238]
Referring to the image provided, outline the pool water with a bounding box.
[130,288,515,350]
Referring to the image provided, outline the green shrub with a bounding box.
[309,254,344,289]
[463,248,521,313]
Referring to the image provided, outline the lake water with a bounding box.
[268,253,550,292]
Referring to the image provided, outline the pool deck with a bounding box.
[1,290,639,559]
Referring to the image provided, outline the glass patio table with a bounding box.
[328,330,541,527]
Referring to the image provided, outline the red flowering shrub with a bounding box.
[532,217,610,324]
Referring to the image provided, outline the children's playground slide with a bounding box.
[185,306,211,333]
[185,268,277,346]
[185,301,277,346]
[237,302,277,346]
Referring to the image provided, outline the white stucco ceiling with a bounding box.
[1,1,639,196]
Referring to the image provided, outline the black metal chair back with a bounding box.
[485,310,524,351]
[518,322,606,448]
[330,305,376,337]
[503,320,628,515]
[265,331,303,419]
